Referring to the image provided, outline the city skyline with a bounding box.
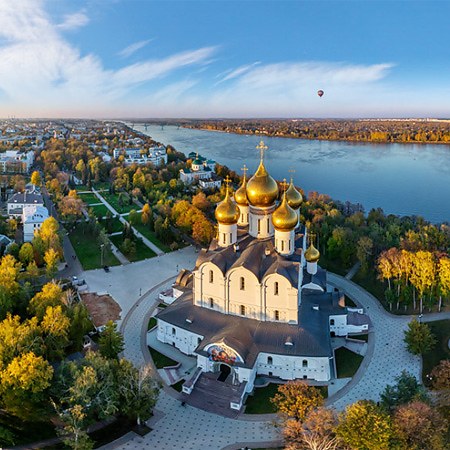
[0,0,449,118]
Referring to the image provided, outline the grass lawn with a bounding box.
[99,217,124,234]
[74,184,90,192]
[92,181,110,191]
[148,317,157,330]
[335,347,364,378]
[131,216,171,252]
[109,235,156,261]
[78,192,101,205]
[148,347,177,369]
[422,319,450,381]
[101,192,138,214]
[89,204,110,219]
[68,224,120,270]
[244,383,279,414]
[171,379,185,392]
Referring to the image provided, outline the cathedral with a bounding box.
[156,141,369,410]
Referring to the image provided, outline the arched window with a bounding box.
[240,305,246,316]
[267,356,273,365]
[302,359,308,368]
[274,310,280,321]
[209,297,214,308]
[172,327,176,336]
[330,319,335,326]
[281,240,285,251]
[240,277,245,290]
[197,337,202,345]
[257,219,261,233]
[223,234,226,244]
[267,217,270,231]
[209,270,214,283]
[274,282,279,296]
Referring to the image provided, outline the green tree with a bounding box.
[380,370,428,411]
[98,320,124,359]
[271,380,324,422]
[18,242,35,265]
[128,209,138,226]
[68,303,93,351]
[404,319,436,355]
[336,400,395,450]
[117,361,160,426]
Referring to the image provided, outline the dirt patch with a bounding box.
[80,292,122,328]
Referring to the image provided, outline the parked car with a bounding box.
[103,266,110,272]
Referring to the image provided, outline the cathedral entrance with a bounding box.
[217,363,231,382]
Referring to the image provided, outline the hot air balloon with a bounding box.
[317,90,324,97]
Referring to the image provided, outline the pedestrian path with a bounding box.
[92,187,164,256]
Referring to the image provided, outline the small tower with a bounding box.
[272,180,298,256]
[305,232,320,274]
[234,165,249,226]
[215,176,240,247]
[285,173,303,228]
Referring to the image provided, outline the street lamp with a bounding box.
[100,244,104,267]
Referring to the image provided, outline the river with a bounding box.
[130,123,450,224]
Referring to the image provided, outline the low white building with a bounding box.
[113,146,167,167]
[22,205,49,242]
[7,191,44,217]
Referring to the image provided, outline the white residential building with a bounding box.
[7,191,44,217]
[22,205,49,242]
[113,146,167,166]
[0,150,34,173]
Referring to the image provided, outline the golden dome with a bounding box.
[272,191,298,231]
[215,188,240,225]
[246,160,279,207]
[285,178,302,209]
[305,242,320,263]
[234,172,249,206]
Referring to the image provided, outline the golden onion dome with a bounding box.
[286,178,303,210]
[272,191,298,231]
[234,173,249,206]
[215,188,240,225]
[305,242,320,263]
[246,160,279,207]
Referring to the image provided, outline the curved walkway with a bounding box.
[110,269,450,449]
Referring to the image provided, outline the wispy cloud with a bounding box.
[119,39,152,58]
[0,0,216,116]
[216,62,261,84]
[57,10,90,31]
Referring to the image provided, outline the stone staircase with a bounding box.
[181,372,246,418]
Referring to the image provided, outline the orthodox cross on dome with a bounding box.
[224,175,232,193]
[241,164,248,176]
[256,140,268,161]
[309,231,316,246]
[288,167,296,183]
[281,178,288,193]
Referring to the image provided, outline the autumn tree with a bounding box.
[99,320,124,359]
[271,380,324,422]
[0,351,53,420]
[404,319,436,355]
[430,360,450,407]
[437,256,450,312]
[336,400,395,450]
[44,247,59,279]
[31,171,42,187]
[28,281,64,320]
[192,191,211,211]
[55,404,93,450]
[41,305,70,360]
[38,216,61,254]
[410,251,435,313]
[283,407,341,450]
[68,303,93,351]
[0,255,21,318]
[393,401,448,450]
[59,195,84,223]
[117,361,160,427]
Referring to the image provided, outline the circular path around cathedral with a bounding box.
[95,252,450,450]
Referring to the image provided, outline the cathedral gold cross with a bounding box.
[256,140,268,160]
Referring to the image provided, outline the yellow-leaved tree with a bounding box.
[28,281,63,320]
[438,256,450,312]
[0,255,22,319]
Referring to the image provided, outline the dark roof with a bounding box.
[195,232,304,287]
[302,267,327,291]
[347,312,371,326]
[7,191,43,205]
[156,290,336,368]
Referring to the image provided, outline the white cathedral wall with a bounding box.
[227,267,261,319]
[263,274,298,323]
[195,262,227,312]
[256,353,331,381]
[156,320,203,356]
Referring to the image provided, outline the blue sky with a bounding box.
[0,0,449,118]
